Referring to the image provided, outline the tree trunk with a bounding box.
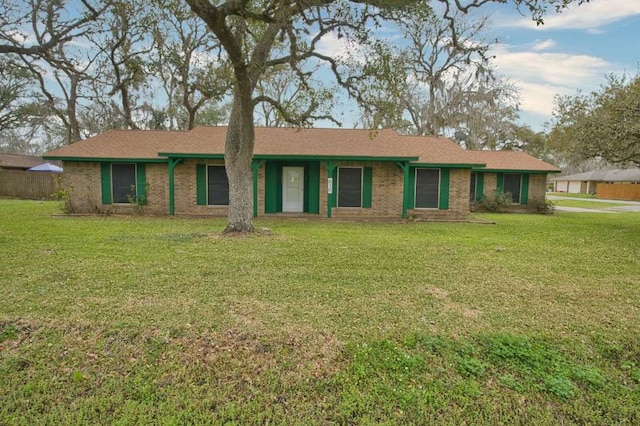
[223,80,255,234]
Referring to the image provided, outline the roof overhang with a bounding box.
[158,153,420,162]
[473,168,560,174]
[43,156,168,163]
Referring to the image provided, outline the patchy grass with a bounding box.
[1,200,639,424]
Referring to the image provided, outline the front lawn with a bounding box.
[1,200,639,424]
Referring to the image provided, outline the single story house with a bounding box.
[0,153,61,199]
[44,126,560,219]
[0,153,48,171]
[552,169,640,194]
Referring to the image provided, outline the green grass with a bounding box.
[551,199,632,209]
[1,200,639,424]
[550,192,597,199]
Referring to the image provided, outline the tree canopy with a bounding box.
[549,74,640,167]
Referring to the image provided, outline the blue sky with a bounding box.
[315,0,640,133]
[481,0,640,131]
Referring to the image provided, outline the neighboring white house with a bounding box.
[552,169,640,194]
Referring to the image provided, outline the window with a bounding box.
[470,172,477,201]
[112,163,136,203]
[503,173,522,203]
[338,167,362,207]
[207,165,229,205]
[415,168,440,209]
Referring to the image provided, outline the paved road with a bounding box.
[546,195,640,213]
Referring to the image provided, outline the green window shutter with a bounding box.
[521,174,530,204]
[307,162,320,214]
[476,172,484,201]
[264,161,278,213]
[100,162,112,204]
[496,173,504,193]
[136,163,147,204]
[362,167,373,208]
[196,164,206,205]
[439,168,450,210]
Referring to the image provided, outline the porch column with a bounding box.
[168,158,183,216]
[396,161,410,219]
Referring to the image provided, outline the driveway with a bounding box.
[546,195,640,213]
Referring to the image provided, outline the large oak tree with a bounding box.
[184,0,589,233]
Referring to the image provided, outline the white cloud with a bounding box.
[315,32,365,62]
[501,0,640,31]
[491,44,613,119]
[492,46,610,86]
[531,39,556,51]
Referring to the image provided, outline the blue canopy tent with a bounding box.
[28,163,63,173]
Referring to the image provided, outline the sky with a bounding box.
[315,0,640,132]
[477,0,640,131]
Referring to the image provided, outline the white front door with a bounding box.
[282,167,304,212]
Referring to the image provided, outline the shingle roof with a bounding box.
[552,169,640,182]
[44,126,559,172]
[0,153,45,170]
[468,150,561,172]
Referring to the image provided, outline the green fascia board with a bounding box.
[158,153,419,162]
[474,168,557,174]
[255,154,419,162]
[158,153,225,159]
[410,163,484,169]
[44,156,167,163]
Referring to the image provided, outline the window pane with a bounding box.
[415,168,439,208]
[208,166,229,205]
[112,163,136,203]
[338,168,362,207]
[504,174,521,203]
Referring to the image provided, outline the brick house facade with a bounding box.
[46,127,559,219]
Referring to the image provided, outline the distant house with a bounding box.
[0,153,61,199]
[0,153,47,171]
[552,169,640,194]
[552,169,640,201]
[44,126,560,219]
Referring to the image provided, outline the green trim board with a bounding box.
[396,162,410,219]
[158,153,225,160]
[410,163,483,169]
[475,168,558,174]
[44,157,167,163]
[158,153,420,163]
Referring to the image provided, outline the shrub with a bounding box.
[479,190,513,213]
[527,197,555,214]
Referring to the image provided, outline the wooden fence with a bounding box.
[596,183,640,201]
[0,170,59,199]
